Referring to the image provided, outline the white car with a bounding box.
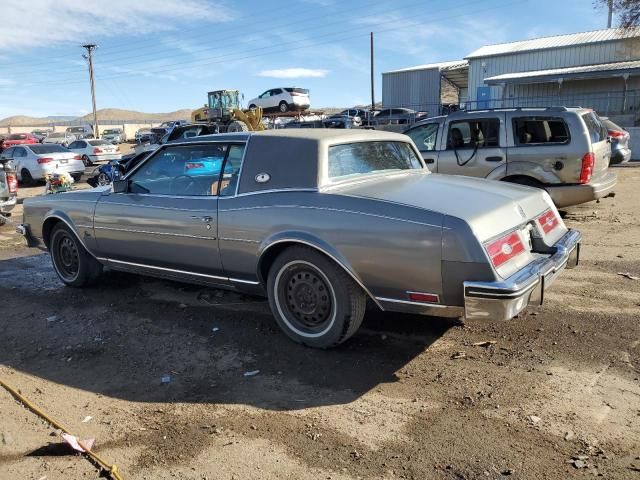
[247,87,310,113]
[42,132,76,147]
[101,128,126,144]
[0,144,84,186]
[68,139,122,166]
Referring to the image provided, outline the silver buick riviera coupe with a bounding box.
[18,130,581,348]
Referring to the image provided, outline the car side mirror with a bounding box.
[112,179,129,193]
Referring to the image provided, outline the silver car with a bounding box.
[17,130,581,348]
[404,107,617,208]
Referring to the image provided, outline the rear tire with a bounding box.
[503,176,547,190]
[20,168,35,187]
[50,224,102,287]
[227,120,249,132]
[82,155,92,167]
[267,246,366,348]
[249,104,257,110]
[71,173,82,182]
[278,101,289,113]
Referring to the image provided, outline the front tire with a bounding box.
[278,101,289,113]
[267,246,366,348]
[20,168,35,187]
[50,224,102,287]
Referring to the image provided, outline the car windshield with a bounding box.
[68,127,86,133]
[48,133,64,138]
[29,144,68,154]
[103,129,120,134]
[89,140,110,146]
[327,141,423,181]
[8,134,27,139]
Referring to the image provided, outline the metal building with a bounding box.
[382,27,640,121]
[465,27,640,117]
[381,60,469,116]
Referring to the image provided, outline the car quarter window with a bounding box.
[513,117,570,145]
[447,118,500,150]
[219,144,246,197]
[582,111,608,143]
[406,123,439,151]
[128,143,229,196]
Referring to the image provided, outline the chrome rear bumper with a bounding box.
[463,229,581,321]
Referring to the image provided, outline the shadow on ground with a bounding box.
[0,253,457,410]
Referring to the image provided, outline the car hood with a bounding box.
[329,171,556,241]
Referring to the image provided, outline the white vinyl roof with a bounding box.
[383,60,468,74]
[466,27,640,59]
[484,60,640,85]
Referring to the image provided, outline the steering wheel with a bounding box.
[170,174,197,195]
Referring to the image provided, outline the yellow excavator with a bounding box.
[191,90,265,132]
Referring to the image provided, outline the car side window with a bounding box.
[128,144,228,197]
[406,123,439,151]
[259,91,271,98]
[219,144,246,197]
[447,118,500,150]
[68,141,77,149]
[271,89,282,95]
[13,147,26,158]
[513,117,570,146]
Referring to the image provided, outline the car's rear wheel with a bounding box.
[50,224,102,287]
[249,104,257,109]
[278,101,289,113]
[81,154,92,167]
[71,173,82,182]
[267,246,366,348]
[502,176,547,191]
[20,168,35,187]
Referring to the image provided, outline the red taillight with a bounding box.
[73,155,81,160]
[6,173,17,193]
[185,162,204,170]
[608,130,625,138]
[37,157,54,164]
[580,152,594,184]
[536,209,560,234]
[485,231,525,268]
[408,292,440,303]
[93,147,103,154]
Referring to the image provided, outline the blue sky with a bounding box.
[0,0,610,118]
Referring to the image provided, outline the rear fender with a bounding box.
[501,161,563,184]
[258,230,382,310]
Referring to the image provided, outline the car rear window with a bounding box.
[328,141,423,180]
[29,144,68,154]
[582,112,607,143]
[8,134,27,140]
[285,88,309,95]
[513,117,570,145]
[89,140,110,146]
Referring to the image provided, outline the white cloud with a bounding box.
[258,68,329,78]
[0,0,234,50]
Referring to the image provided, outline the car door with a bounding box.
[270,88,284,108]
[404,122,441,170]
[436,113,507,178]
[93,142,236,283]
[11,147,28,174]
[255,90,271,109]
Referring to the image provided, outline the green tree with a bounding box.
[596,0,640,28]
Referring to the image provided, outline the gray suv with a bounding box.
[404,107,616,208]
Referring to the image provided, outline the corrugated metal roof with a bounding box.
[383,60,468,74]
[484,59,640,84]
[466,27,640,59]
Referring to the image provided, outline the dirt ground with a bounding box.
[0,163,639,480]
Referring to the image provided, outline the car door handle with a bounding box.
[423,158,435,164]
[192,215,213,223]
[486,156,503,162]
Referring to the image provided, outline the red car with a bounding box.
[1,133,39,151]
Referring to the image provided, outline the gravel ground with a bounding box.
[0,165,639,480]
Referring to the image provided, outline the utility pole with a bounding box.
[607,0,613,28]
[82,44,99,138]
[370,32,375,112]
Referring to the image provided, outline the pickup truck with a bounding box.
[0,158,18,225]
[404,107,617,208]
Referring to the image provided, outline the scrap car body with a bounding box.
[18,130,581,348]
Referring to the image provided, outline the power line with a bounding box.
[18,0,524,89]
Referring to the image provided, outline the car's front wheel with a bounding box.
[50,224,102,287]
[267,246,366,348]
[278,101,289,113]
